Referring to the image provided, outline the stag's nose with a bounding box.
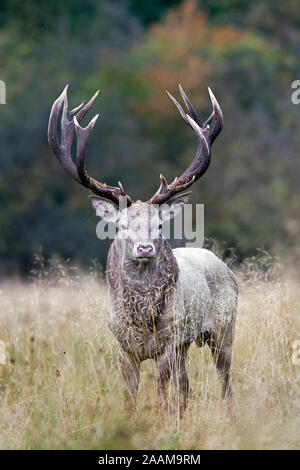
[135,243,155,258]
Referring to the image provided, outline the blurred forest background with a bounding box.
[1,0,300,275]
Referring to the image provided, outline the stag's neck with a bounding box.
[106,239,179,360]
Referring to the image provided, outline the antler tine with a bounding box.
[48,85,81,183]
[73,113,99,179]
[74,90,99,121]
[165,90,189,124]
[208,87,223,144]
[203,109,214,129]
[74,116,134,205]
[148,85,223,205]
[48,85,133,206]
[179,84,202,126]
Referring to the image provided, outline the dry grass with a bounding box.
[0,256,299,450]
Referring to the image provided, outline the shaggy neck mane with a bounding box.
[106,238,178,320]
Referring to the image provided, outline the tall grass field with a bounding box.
[0,253,299,449]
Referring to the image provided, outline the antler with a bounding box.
[148,85,223,205]
[48,85,133,206]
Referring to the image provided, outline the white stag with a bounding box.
[48,84,238,415]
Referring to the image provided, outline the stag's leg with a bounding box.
[210,341,233,401]
[119,350,140,415]
[172,346,191,415]
[155,352,172,410]
[208,328,235,420]
[156,345,191,416]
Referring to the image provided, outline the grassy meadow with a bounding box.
[0,254,299,450]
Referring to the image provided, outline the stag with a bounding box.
[48,84,238,415]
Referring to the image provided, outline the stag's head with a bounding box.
[89,194,191,263]
[48,85,223,263]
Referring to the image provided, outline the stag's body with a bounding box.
[108,243,237,360]
[48,83,238,414]
[107,226,237,410]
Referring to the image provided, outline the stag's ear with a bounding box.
[89,196,119,222]
[160,191,192,222]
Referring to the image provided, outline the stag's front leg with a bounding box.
[172,345,191,415]
[155,345,191,416]
[119,350,140,416]
[155,351,172,410]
